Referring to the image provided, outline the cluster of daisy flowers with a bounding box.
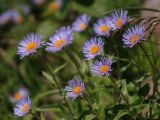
[15,10,146,112]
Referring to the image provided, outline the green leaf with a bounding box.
[121,80,128,97]
[42,71,55,85]
[54,63,67,74]
[85,114,96,120]
[113,110,128,120]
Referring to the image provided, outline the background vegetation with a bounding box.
[0,0,160,119]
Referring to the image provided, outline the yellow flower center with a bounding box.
[73,86,82,94]
[116,19,123,27]
[14,92,23,101]
[55,39,65,48]
[100,65,109,73]
[21,104,30,113]
[26,42,37,52]
[80,22,87,30]
[90,45,100,55]
[100,25,110,33]
[48,1,61,12]
[130,34,140,43]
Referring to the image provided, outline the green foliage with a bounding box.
[1,0,160,120]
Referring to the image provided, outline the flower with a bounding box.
[10,88,29,103]
[92,56,114,76]
[48,0,63,12]
[46,26,74,52]
[122,25,145,47]
[17,33,43,59]
[65,79,85,100]
[72,14,90,32]
[11,10,23,24]
[14,96,32,117]
[82,37,104,60]
[111,10,129,29]
[93,17,112,37]
[0,10,12,25]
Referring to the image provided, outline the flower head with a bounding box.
[122,25,145,47]
[93,17,112,37]
[17,33,43,59]
[10,88,29,103]
[46,26,74,52]
[82,37,104,60]
[92,56,114,76]
[72,14,90,32]
[65,79,85,100]
[14,96,31,117]
[111,10,129,29]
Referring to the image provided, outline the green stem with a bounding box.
[83,94,97,115]
[102,7,160,16]
[109,76,136,120]
[36,52,74,119]
[30,112,41,120]
[139,44,157,74]
[36,52,61,93]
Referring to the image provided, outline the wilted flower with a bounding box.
[92,56,114,76]
[48,0,63,12]
[14,96,31,117]
[72,14,90,32]
[93,17,112,37]
[10,88,29,103]
[111,10,129,29]
[46,26,74,52]
[82,37,104,60]
[65,79,85,100]
[17,33,43,59]
[122,25,145,47]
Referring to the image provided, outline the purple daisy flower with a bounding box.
[14,96,32,117]
[82,37,104,60]
[111,10,129,29]
[72,14,90,32]
[92,56,114,76]
[122,25,145,48]
[46,26,74,52]
[65,79,85,100]
[93,17,112,37]
[10,87,29,103]
[17,33,43,59]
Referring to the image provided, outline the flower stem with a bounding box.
[109,76,136,120]
[83,94,97,115]
[36,52,74,119]
[36,52,61,93]
[30,112,41,120]
[139,44,157,74]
